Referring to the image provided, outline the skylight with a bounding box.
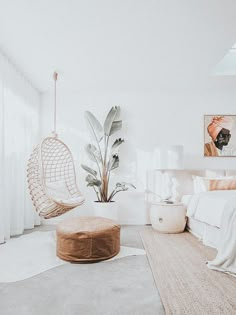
[214,42,236,75]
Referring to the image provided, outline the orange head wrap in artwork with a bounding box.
[207,116,233,141]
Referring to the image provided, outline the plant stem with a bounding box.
[109,188,127,201]
[101,134,110,201]
[99,186,107,202]
[107,189,116,202]
[92,152,102,182]
[93,186,101,202]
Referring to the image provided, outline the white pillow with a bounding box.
[46,180,69,200]
[192,176,235,194]
[59,195,85,205]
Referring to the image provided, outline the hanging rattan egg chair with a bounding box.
[27,72,84,219]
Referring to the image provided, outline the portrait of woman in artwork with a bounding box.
[204,115,236,157]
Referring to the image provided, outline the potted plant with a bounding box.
[81,106,135,220]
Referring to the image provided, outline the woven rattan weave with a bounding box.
[27,136,84,219]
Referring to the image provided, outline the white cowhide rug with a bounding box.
[0,231,146,283]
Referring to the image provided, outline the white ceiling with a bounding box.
[0,0,236,93]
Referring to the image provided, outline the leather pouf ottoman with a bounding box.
[56,216,120,262]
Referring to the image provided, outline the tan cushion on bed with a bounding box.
[207,179,236,191]
[56,216,120,262]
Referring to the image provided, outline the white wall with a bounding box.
[40,78,236,224]
[1,1,236,224]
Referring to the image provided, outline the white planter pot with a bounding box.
[92,201,118,221]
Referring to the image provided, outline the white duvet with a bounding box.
[207,198,236,276]
[184,190,236,228]
[183,191,236,276]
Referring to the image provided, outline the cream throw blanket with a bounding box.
[207,197,236,276]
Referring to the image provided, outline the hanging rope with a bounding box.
[53,71,58,136]
[27,71,85,219]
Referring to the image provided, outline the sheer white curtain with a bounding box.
[0,52,41,243]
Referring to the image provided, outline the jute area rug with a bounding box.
[140,228,236,315]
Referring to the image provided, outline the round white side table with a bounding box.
[150,202,187,233]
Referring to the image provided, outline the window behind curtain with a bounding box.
[0,55,41,242]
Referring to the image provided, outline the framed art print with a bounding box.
[204,115,236,157]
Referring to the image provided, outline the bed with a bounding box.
[146,169,236,248]
[146,169,236,275]
[182,190,236,248]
